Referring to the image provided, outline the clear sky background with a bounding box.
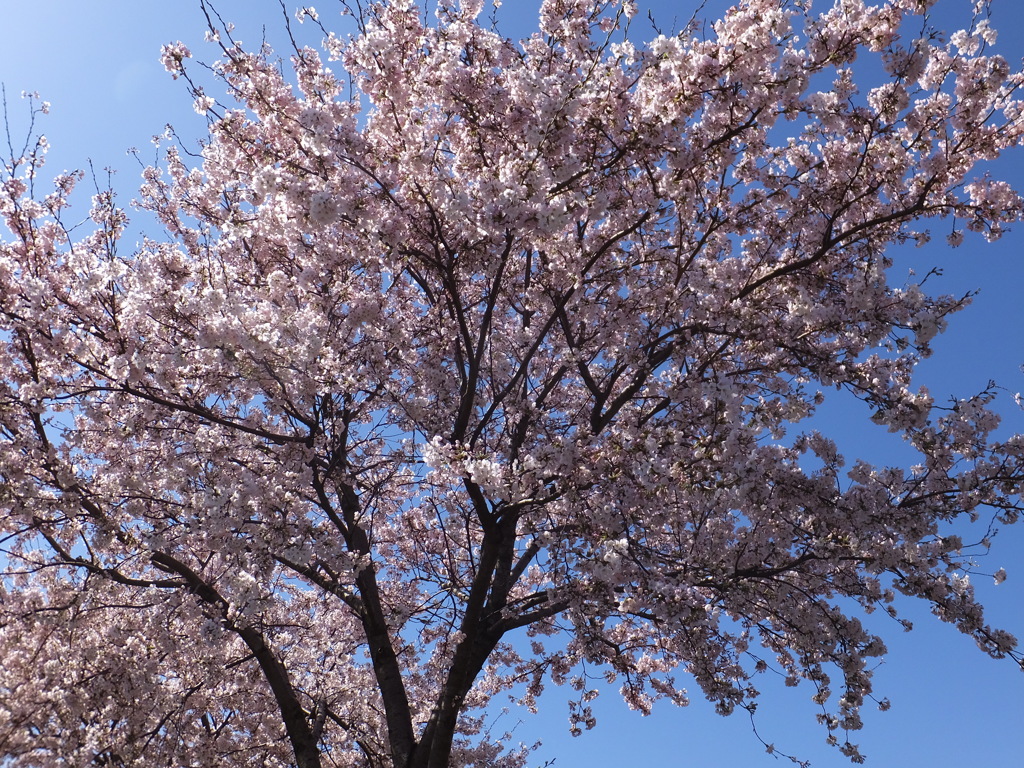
[0,1,1022,766]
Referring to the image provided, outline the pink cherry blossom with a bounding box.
[2,2,1023,767]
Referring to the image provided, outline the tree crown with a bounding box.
[1,1,1023,766]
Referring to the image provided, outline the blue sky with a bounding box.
[1,1,1022,766]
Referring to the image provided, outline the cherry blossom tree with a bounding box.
[2,0,1023,766]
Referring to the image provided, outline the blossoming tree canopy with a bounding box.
[1,0,1023,765]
